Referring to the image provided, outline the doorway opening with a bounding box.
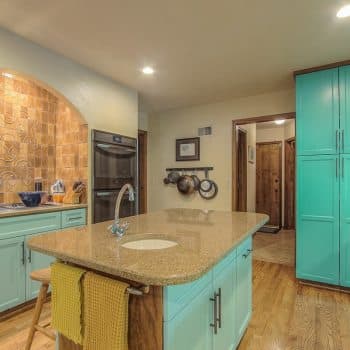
[232,113,296,267]
[138,130,148,214]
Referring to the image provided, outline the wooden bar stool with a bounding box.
[25,267,56,350]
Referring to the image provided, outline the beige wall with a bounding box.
[256,120,295,225]
[148,89,295,212]
[0,28,139,220]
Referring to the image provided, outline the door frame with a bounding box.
[256,141,283,227]
[284,137,296,229]
[232,112,295,211]
[236,128,248,211]
[138,130,148,214]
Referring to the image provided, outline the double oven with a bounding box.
[92,130,137,223]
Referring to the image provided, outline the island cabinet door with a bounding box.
[0,236,26,312]
[163,283,213,350]
[236,238,253,344]
[212,256,237,350]
[340,155,350,287]
[296,68,339,156]
[25,234,55,300]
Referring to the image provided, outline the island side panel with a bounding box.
[58,286,163,350]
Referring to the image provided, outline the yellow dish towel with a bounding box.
[83,272,130,350]
[51,262,86,345]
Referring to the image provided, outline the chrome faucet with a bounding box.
[108,183,135,237]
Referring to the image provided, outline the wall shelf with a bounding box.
[165,167,213,177]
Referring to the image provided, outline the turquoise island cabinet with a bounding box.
[0,207,86,312]
[163,236,252,350]
[296,65,350,287]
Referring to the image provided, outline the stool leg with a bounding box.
[25,283,49,350]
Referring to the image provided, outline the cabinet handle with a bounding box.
[210,293,218,334]
[28,249,32,263]
[217,288,222,329]
[21,242,25,265]
[243,249,253,258]
[336,130,339,151]
[342,158,345,179]
[68,216,82,221]
[342,130,345,152]
[336,158,339,178]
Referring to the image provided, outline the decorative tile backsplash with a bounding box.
[0,74,88,203]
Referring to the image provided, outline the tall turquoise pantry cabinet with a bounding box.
[296,65,350,287]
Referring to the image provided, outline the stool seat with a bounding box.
[30,267,51,284]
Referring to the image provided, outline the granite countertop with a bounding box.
[28,208,268,286]
[0,203,88,218]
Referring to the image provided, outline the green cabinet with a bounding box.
[25,234,56,300]
[163,282,213,350]
[213,255,237,350]
[296,65,350,287]
[236,240,253,343]
[163,236,252,350]
[0,208,86,312]
[340,66,350,154]
[340,155,350,287]
[296,155,340,285]
[296,68,339,156]
[0,237,26,311]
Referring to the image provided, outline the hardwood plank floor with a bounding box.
[253,229,295,266]
[1,260,349,350]
[239,261,350,350]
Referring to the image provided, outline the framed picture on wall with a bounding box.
[176,137,200,161]
[248,145,255,164]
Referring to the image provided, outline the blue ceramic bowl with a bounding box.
[18,192,42,207]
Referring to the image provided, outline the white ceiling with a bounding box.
[0,0,349,112]
[256,119,294,129]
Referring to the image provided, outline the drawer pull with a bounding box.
[243,249,253,258]
[217,288,222,329]
[68,216,82,221]
[21,242,25,265]
[28,249,32,263]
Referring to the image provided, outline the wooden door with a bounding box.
[296,155,340,285]
[256,141,282,227]
[138,130,147,214]
[285,138,296,229]
[296,68,339,156]
[236,128,247,211]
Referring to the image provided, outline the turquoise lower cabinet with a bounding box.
[163,283,213,350]
[340,155,350,287]
[25,234,55,300]
[296,155,340,285]
[0,207,87,312]
[236,238,252,344]
[213,255,237,350]
[164,237,252,350]
[0,237,26,312]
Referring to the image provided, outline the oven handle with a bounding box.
[96,143,136,154]
[96,191,114,197]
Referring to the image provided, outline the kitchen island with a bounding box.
[28,208,268,350]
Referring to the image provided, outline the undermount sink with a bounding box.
[121,238,178,250]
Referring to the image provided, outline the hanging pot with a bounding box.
[177,175,196,195]
[199,180,218,200]
[199,179,213,192]
[191,174,200,191]
[168,171,181,184]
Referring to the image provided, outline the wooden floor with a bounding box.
[253,229,295,266]
[1,260,350,350]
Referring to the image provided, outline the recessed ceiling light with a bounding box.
[142,66,154,75]
[337,4,350,18]
[275,119,285,125]
[2,72,13,78]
